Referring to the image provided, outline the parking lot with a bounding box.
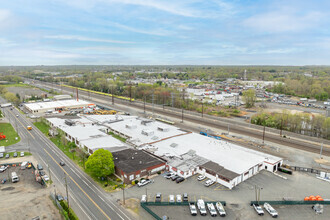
[0,161,61,219]
[120,170,330,219]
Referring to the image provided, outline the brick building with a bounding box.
[112,149,166,184]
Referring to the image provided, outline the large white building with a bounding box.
[24,99,95,114]
[46,114,282,189]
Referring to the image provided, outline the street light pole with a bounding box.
[64,174,70,217]
[262,124,266,144]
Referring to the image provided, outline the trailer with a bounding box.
[0,103,12,108]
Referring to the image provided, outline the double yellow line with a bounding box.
[44,149,111,220]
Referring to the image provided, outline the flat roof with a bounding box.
[112,149,165,174]
[104,116,187,146]
[24,99,93,111]
[80,135,127,151]
[144,133,282,174]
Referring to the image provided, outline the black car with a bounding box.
[183,193,188,201]
[171,175,179,181]
[176,177,185,183]
[59,161,65,166]
[155,193,162,202]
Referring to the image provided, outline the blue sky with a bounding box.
[1,0,330,65]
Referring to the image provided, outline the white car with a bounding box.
[207,203,217,217]
[215,202,226,217]
[189,203,198,216]
[204,179,215,187]
[176,195,182,203]
[0,165,8,172]
[141,195,147,203]
[264,203,278,218]
[169,195,175,203]
[43,175,50,181]
[253,204,264,216]
[197,175,206,181]
[197,199,207,216]
[20,152,25,157]
[137,179,151,187]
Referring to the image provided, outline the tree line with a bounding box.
[251,111,330,140]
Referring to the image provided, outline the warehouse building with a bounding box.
[46,114,282,189]
[24,99,95,114]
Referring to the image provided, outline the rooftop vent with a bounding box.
[157,126,169,132]
[141,130,154,136]
[170,143,178,148]
[125,124,137,129]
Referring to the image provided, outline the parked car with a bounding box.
[39,171,46,176]
[37,164,43,170]
[171,175,179,181]
[215,202,226,217]
[59,161,65,166]
[141,195,147,203]
[155,193,162,202]
[164,172,174,179]
[197,175,206,181]
[176,177,185,183]
[16,115,19,117]
[5,154,9,159]
[253,204,264,216]
[207,203,217,217]
[43,175,50,181]
[138,179,151,187]
[20,152,24,157]
[56,194,64,201]
[0,165,8,172]
[169,195,175,203]
[0,153,3,158]
[197,199,207,216]
[183,193,188,202]
[13,152,18,157]
[176,195,182,203]
[204,179,215,187]
[264,203,278,218]
[189,202,198,216]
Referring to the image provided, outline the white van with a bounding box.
[11,172,19,183]
[21,161,28,170]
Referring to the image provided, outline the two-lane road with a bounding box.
[1,104,133,220]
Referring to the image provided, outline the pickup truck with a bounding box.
[264,203,278,218]
[189,202,197,216]
[215,202,226,217]
[207,203,217,217]
[253,204,264,216]
[197,199,207,216]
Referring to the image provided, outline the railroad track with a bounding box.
[33,81,330,157]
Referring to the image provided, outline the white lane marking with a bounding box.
[70,193,94,220]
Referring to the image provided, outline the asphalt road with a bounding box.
[1,98,133,220]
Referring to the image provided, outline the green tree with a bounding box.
[85,149,114,178]
[5,92,20,105]
[242,89,256,108]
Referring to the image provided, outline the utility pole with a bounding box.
[122,185,125,205]
[144,96,146,114]
[129,84,132,103]
[146,187,148,202]
[227,124,230,135]
[262,124,266,144]
[320,142,324,159]
[163,95,165,110]
[181,108,184,123]
[280,118,283,137]
[201,101,204,118]
[64,174,70,217]
[152,93,154,116]
[112,86,114,105]
[47,159,52,182]
[171,93,174,108]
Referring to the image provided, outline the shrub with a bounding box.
[157,171,161,175]
[134,179,139,184]
[131,181,135,185]
[116,178,121,182]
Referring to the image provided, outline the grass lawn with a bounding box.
[2,83,32,88]
[0,123,20,146]
[108,131,127,142]
[34,121,50,136]
[0,109,2,118]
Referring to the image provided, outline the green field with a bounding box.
[0,123,20,146]
[33,121,50,136]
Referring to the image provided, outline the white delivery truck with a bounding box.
[21,161,28,170]
[11,172,19,183]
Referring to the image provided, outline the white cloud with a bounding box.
[243,10,324,33]
[44,35,134,44]
[0,38,17,47]
[109,22,172,36]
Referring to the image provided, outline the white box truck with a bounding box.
[21,161,28,170]
[11,172,19,183]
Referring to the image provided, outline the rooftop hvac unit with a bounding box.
[125,124,137,129]
[157,126,169,132]
[141,130,154,136]
[170,143,178,148]
[65,119,75,126]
